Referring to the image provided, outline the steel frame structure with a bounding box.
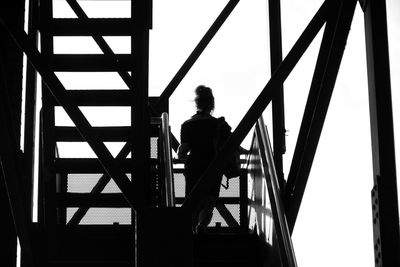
[0,0,399,266]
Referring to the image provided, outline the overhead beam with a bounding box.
[284,0,358,233]
[0,16,139,210]
[183,0,330,211]
[363,0,400,265]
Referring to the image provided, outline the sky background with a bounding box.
[43,1,400,266]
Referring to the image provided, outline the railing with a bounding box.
[160,112,175,207]
[249,116,297,267]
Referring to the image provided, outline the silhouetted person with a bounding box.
[178,85,231,234]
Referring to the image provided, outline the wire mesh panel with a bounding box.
[61,135,161,225]
[172,161,243,228]
[67,208,132,225]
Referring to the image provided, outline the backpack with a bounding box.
[214,118,241,187]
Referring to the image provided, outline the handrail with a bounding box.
[161,112,175,207]
[255,116,297,267]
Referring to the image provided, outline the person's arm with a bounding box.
[178,142,190,160]
[179,123,190,160]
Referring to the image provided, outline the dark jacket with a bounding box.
[180,111,231,196]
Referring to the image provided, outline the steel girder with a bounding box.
[363,0,400,266]
[183,0,332,211]
[283,0,358,233]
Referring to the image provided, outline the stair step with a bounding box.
[50,54,132,72]
[54,158,158,173]
[51,225,134,260]
[46,260,133,267]
[195,259,259,267]
[54,158,132,173]
[57,192,130,208]
[51,90,132,106]
[56,126,131,141]
[51,18,132,36]
[32,225,135,262]
[194,234,264,266]
[55,126,160,141]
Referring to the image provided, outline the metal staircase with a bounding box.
[33,0,152,266]
[27,1,287,266]
[2,0,400,267]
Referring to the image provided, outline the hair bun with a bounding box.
[195,85,215,112]
[195,85,212,97]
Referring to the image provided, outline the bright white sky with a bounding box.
[46,0,400,266]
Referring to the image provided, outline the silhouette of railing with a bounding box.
[160,112,175,207]
[248,116,297,267]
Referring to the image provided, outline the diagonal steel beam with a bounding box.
[67,142,131,225]
[0,17,140,210]
[65,0,181,151]
[65,0,134,89]
[155,0,240,109]
[182,0,331,211]
[216,204,240,228]
[283,0,358,233]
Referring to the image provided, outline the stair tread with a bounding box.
[55,125,160,141]
[50,54,132,72]
[54,158,133,173]
[54,158,158,173]
[46,260,133,267]
[51,18,133,36]
[51,90,131,106]
[56,192,131,208]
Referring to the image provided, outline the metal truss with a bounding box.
[1,0,399,266]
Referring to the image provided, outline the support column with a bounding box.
[363,0,400,266]
[131,0,151,210]
[0,0,25,265]
[268,0,286,191]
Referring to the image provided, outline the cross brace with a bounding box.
[183,0,331,211]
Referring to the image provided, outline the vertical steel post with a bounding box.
[363,0,400,266]
[132,0,152,211]
[268,0,286,190]
[23,0,39,223]
[40,0,57,227]
[133,2,151,266]
[0,2,25,264]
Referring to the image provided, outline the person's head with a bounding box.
[195,85,215,113]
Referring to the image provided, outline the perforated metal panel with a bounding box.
[64,136,159,225]
[172,163,243,227]
[67,208,132,225]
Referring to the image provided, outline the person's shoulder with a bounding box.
[183,113,215,124]
[181,114,197,126]
[217,116,230,126]
[217,116,232,131]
